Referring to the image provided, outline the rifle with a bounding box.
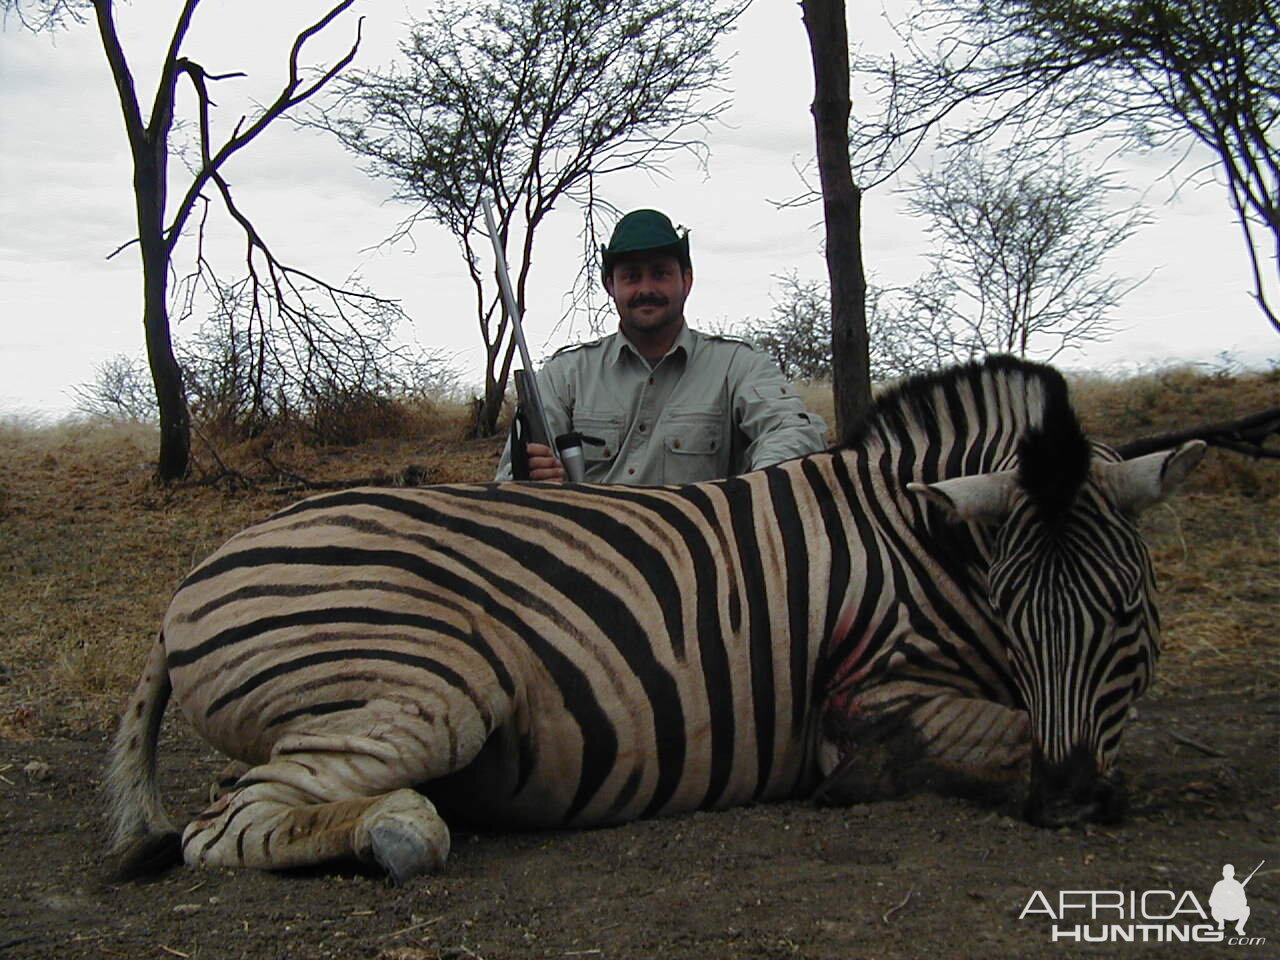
[1242,860,1266,886]
[481,198,587,482]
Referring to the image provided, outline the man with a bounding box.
[1209,864,1252,936]
[495,209,827,483]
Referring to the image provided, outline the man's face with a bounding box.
[606,253,693,338]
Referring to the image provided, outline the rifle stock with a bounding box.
[513,371,548,447]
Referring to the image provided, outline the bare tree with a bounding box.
[4,0,395,480]
[865,274,965,382]
[70,354,156,422]
[310,0,747,437]
[853,0,1280,333]
[799,0,872,437]
[740,269,974,385]
[898,143,1147,361]
[740,272,835,381]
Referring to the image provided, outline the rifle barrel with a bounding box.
[481,198,560,465]
[1242,860,1266,885]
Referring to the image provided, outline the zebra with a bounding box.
[105,356,1205,883]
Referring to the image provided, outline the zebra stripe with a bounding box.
[105,356,1204,881]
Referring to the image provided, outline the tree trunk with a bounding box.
[473,322,521,439]
[801,0,871,440]
[474,381,503,439]
[142,248,190,481]
[134,140,190,482]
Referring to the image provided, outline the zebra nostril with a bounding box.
[1026,746,1128,827]
[1025,765,1127,827]
[1025,785,1102,828]
[1029,792,1123,828]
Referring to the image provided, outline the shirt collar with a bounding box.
[610,322,696,368]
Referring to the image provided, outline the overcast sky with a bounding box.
[1,0,1275,418]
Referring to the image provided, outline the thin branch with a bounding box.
[1117,407,1280,460]
[164,2,362,253]
[148,0,201,137]
[91,0,149,152]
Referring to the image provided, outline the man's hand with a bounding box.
[525,442,566,482]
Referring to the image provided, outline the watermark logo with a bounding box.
[1210,863,1255,936]
[1019,860,1266,946]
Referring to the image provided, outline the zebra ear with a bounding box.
[1098,440,1207,514]
[906,471,1019,525]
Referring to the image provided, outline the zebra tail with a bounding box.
[103,633,181,880]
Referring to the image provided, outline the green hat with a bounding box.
[600,209,691,277]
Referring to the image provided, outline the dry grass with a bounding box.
[0,368,1275,739]
[0,403,506,739]
[1069,366,1279,695]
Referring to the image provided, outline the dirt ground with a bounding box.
[2,677,1276,960]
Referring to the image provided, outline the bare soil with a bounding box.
[2,679,1276,960]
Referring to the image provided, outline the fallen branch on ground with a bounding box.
[1117,406,1280,460]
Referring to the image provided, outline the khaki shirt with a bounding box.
[495,325,827,484]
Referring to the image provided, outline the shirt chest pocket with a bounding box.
[661,411,726,483]
[572,411,623,465]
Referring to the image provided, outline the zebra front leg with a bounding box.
[816,687,1030,806]
[183,738,452,883]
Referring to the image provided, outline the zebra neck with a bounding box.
[809,447,1003,702]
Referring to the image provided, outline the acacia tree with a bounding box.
[853,0,1280,332]
[799,0,872,437]
[748,146,1142,382]
[5,0,398,480]
[901,143,1146,360]
[312,0,748,437]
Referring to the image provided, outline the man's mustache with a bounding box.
[628,294,669,309]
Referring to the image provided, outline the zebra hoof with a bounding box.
[359,790,450,884]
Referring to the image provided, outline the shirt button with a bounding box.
[602,448,612,457]
[648,376,655,385]
[673,439,682,449]
[628,467,636,475]
[638,423,647,433]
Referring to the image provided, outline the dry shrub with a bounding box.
[305,388,481,449]
[184,391,483,489]
[1139,491,1278,695]
[1069,364,1278,438]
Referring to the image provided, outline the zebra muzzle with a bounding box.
[1025,749,1127,828]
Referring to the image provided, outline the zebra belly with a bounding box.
[424,685,810,831]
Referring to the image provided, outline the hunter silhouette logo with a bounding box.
[1210,861,1264,937]
[1019,858,1267,945]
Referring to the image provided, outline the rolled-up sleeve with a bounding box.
[729,347,828,470]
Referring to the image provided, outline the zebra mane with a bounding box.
[839,355,1092,522]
